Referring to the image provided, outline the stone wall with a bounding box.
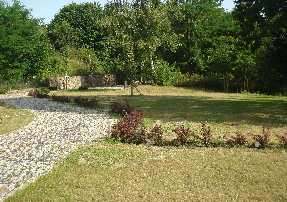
[46,75,116,90]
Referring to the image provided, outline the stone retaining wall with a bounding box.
[46,75,116,90]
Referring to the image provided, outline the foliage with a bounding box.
[0,1,63,80]
[277,134,287,149]
[78,86,89,91]
[0,89,7,94]
[172,125,194,146]
[51,95,71,103]
[28,89,50,98]
[226,126,248,147]
[199,122,213,147]
[74,97,98,108]
[110,100,134,116]
[111,109,146,144]
[147,124,164,146]
[252,123,270,149]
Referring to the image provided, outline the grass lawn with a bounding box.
[3,86,287,201]
[50,85,287,141]
[5,142,287,202]
[0,101,34,135]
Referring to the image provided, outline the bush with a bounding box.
[199,122,213,147]
[74,97,98,108]
[111,100,134,116]
[172,125,194,146]
[111,109,146,144]
[78,86,89,90]
[48,87,57,90]
[28,89,50,98]
[147,124,164,146]
[0,89,7,94]
[226,126,248,147]
[277,133,287,148]
[51,95,71,103]
[252,123,270,149]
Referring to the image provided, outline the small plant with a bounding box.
[277,133,287,148]
[111,100,134,116]
[48,87,57,90]
[51,95,71,103]
[111,109,146,144]
[252,123,270,149]
[200,122,213,147]
[78,86,89,90]
[28,89,50,98]
[226,126,248,147]
[147,124,164,146]
[172,125,193,146]
[0,89,7,94]
[74,97,98,108]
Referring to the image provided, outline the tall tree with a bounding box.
[233,0,287,93]
[103,0,179,83]
[0,0,60,80]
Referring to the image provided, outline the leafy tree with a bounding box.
[233,0,287,93]
[0,0,61,80]
[102,0,179,83]
[48,2,104,51]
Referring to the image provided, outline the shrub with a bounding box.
[147,124,164,146]
[111,109,146,144]
[172,125,194,146]
[51,95,71,103]
[36,89,50,94]
[226,126,248,147]
[78,86,89,90]
[48,87,57,90]
[252,123,270,149]
[277,133,287,148]
[200,122,213,147]
[28,89,50,98]
[0,89,7,94]
[74,97,98,108]
[111,100,134,116]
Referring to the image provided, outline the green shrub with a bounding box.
[78,86,89,90]
[0,89,7,94]
[48,87,57,90]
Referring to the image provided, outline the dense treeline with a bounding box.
[1,0,287,94]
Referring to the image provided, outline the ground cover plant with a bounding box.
[5,142,287,202]
[0,101,34,135]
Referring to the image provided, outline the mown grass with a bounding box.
[5,142,287,202]
[0,101,34,135]
[4,86,287,201]
[51,85,287,141]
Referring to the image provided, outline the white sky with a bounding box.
[5,0,236,24]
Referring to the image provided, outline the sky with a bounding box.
[6,0,236,24]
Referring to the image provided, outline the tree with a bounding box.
[0,0,61,80]
[48,2,104,51]
[233,0,287,93]
[102,0,179,83]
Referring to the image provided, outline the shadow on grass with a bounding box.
[2,92,286,128]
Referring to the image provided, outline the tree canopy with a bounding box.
[1,0,287,94]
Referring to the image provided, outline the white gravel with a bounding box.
[0,93,117,201]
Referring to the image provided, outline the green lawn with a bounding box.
[0,101,34,135]
[5,142,287,202]
[3,86,287,201]
[51,85,287,141]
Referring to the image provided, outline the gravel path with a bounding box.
[0,93,117,201]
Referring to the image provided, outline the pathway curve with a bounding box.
[0,93,117,201]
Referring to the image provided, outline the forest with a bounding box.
[0,0,287,94]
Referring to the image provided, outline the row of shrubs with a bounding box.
[28,89,98,108]
[110,100,287,149]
